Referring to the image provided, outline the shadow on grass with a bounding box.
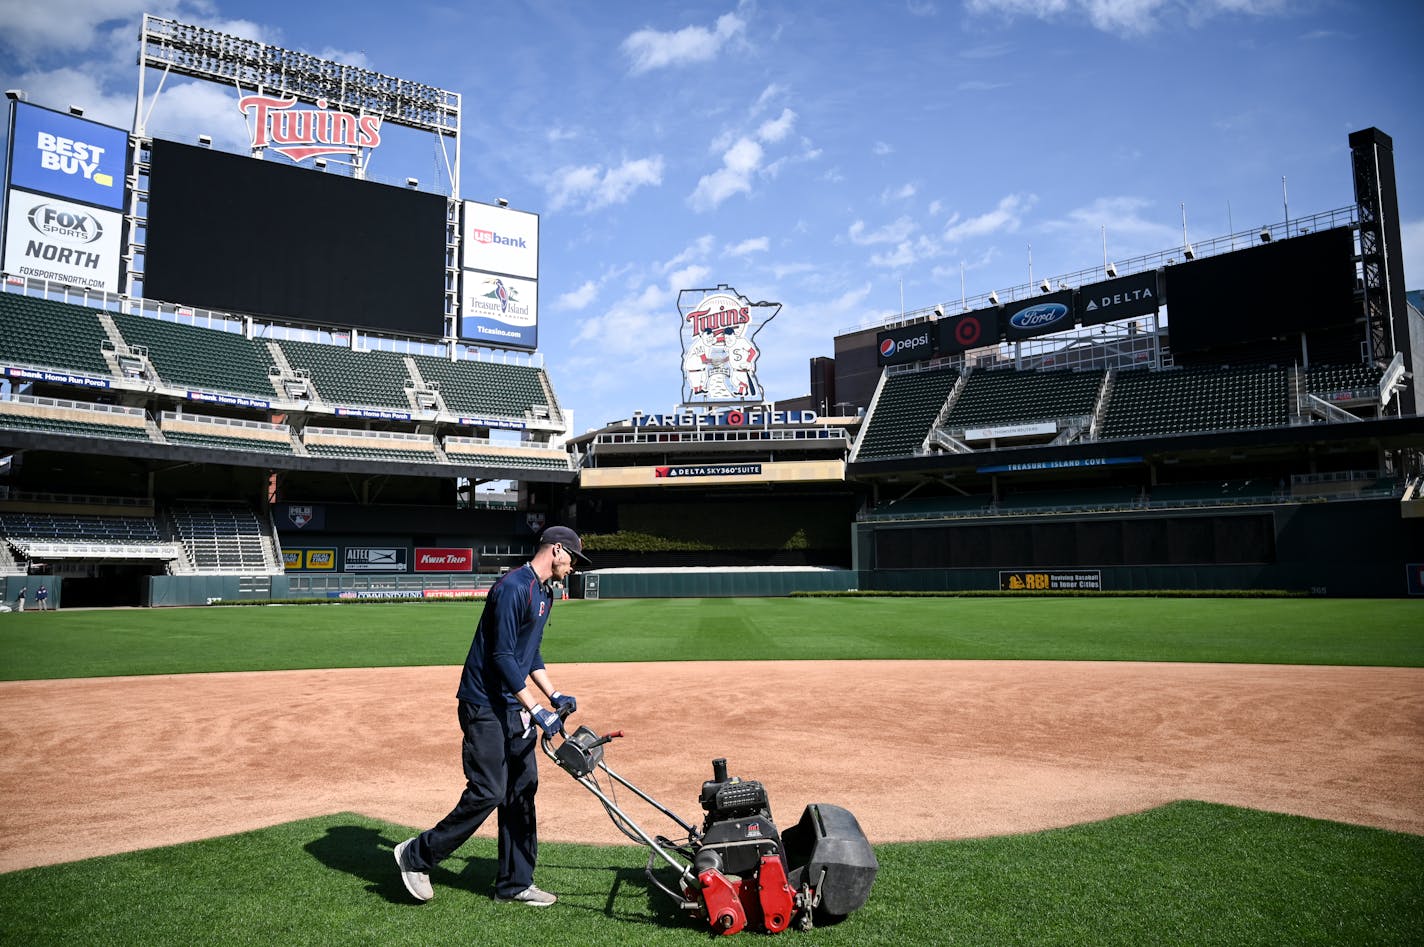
[302,824,496,904]
[537,856,694,931]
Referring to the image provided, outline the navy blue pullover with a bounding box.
[456,564,551,708]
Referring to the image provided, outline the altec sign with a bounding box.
[239,95,382,163]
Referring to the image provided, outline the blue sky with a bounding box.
[2,0,1420,435]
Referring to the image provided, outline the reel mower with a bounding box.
[541,714,877,936]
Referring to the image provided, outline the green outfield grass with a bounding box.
[0,802,1418,946]
[0,597,1420,681]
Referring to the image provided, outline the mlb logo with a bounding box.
[289,505,313,528]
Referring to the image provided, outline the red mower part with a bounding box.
[698,868,746,936]
[751,853,798,934]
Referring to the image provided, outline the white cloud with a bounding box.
[546,126,578,143]
[870,235,942,269]
[662,236,716,273]
[943,193,1036,243]
[881,183,917,203]
[726,237,770,257]
[1041,195,1178,251]
[756,108,796,143]
[907,1,939,15]
[872,141,894,156]
[546,156,664,212]
[928,199,944,216]
[556,280,600,311]
[752,83,786,115]
[849,216,916,246]
[966,0,1292,34]
[689,137,764,211]
[622,11,747,74]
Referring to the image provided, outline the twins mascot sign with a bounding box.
[677,286,780,405]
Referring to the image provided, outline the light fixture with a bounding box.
[1057,281,1070,291]
[406,177,419,188]
[1039,279,1051,294]
[1183,244,1195,260]
[933,304,945,319]
[4,89,24,101]
[68,105,84,116]
[1105,262,1118,278]
[198,134,212,146]
[314,157,327,168]
[496,197,510,207]
[988,291,1000,306]
[1260,228,1272,243]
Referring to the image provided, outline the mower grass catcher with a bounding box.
[542,717,877,936]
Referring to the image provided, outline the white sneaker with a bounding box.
[393,838,434,902]
[495,884,557,906]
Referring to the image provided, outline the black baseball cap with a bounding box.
[540,525,591,566]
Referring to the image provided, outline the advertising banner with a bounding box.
[343,546,408,572]
[414,547,475,572]
[935,307,1001,356]
[1003,291,1075,341]
[6,102,128,210]
[461,273,538,350]
[3,190,123,291]
[4,366,111,389]
[1076,270,1159,326]
[463,202,539,280]
[282,550,302,570]
[999,569,1102,591]
[303,549,337,570]
[875,322,936,366]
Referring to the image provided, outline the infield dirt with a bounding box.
[1,660,1421,871]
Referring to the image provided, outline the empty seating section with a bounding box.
[278,340,412,409]
[1099,365,1289,438]
[0,511,162,544]
[945,369,1104,430]
[160,412,294,454]
[413,355,554,420]
[303,427,441,463]
[856,367,960,460]
[1305,363,1382,396]
[0,292,111,374]
[167,503,272,572]
[443,438,571,470]
[1150,481,1278,504]
[0,400,149,441]
[110,311,275,397]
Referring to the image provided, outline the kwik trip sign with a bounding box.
[677,285,780,404]
[239,95,382,163]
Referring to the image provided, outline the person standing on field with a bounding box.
[394,525,590,907]
[35,584,49,611]
[15,585,24,612]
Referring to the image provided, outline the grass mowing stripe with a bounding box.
[0,803,1417,946]
[1,598,1421,681]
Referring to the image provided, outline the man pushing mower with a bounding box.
[393,525,590,906]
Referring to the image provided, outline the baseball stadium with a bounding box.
[1,14,1421,946]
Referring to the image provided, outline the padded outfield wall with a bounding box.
[853,498,1424,597]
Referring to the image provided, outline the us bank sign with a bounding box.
[676,285,780,406]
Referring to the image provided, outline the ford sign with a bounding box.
[1009,303,1069,330]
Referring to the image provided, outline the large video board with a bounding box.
[1164,227,1356,354]
[144,139,447,335]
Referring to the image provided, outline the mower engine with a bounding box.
[685,758,877,936]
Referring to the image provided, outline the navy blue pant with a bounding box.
[411,701,539,897]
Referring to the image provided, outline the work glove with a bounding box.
[532,706,564,738]
[550,691,578,715]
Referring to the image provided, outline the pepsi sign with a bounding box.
[1003,291,1075,341]
[876,323,937,366]
[6,102,129,210]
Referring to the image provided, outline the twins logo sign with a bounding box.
[677,286,780,405]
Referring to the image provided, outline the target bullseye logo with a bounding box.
[955,317,982,347]
[726,410,746,426]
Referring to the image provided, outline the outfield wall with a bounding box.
[579,567,857,599]
[855,498,1423,597]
